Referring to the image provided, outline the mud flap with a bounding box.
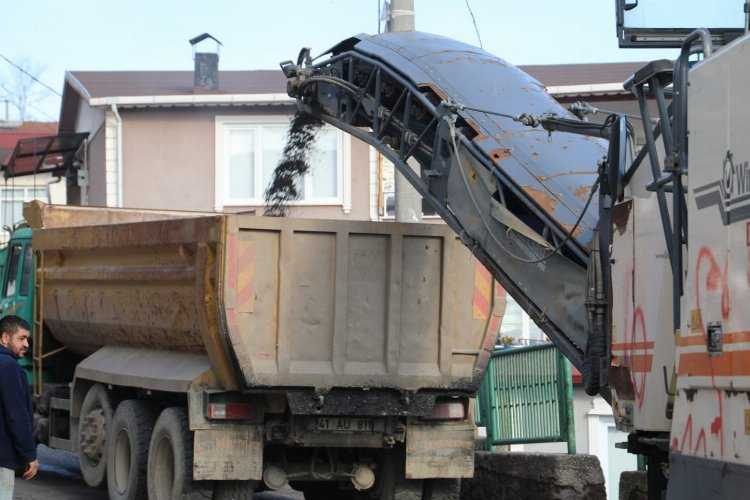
[405,418,475,479]
[193,426,263,481]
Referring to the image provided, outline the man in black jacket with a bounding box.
[0,315,38,498]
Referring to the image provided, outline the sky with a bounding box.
[0,0,692,122]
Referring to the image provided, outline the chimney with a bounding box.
[189,33,222,92]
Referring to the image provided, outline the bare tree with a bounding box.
[0,57,47,121]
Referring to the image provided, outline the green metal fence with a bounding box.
[476,344,575,453]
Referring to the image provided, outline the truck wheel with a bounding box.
[78,383,114,488]
[148,407,206,500]
[107,400,155,500]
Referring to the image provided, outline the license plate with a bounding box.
[315,417,379,432]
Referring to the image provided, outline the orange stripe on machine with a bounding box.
[611,341,654,351]
[626,354,653,373]
[678,349,750,376]
[677,331,750,347]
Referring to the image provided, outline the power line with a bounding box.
[0,53,61,97]
[464,0,483,49]
[26,102,56,121]
[0,83,57,121]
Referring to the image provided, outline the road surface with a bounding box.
[14,445,303,500]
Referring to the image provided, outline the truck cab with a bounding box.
[0,226,35,381]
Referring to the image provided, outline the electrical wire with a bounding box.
[0,53,61,97]
[464,0,484,49]
[448,116,598,264]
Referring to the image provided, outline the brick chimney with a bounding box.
[189,33,222,92]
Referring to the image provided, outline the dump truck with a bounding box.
[3,201,502,500]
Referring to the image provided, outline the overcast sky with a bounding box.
[2,0,685,122]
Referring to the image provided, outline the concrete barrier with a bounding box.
[460,452,606,500]
[619,471,647,500]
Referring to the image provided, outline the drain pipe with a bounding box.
[110,104,123,207]
[44,175,63,205]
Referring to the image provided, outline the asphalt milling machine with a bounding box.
[280,5,750,498]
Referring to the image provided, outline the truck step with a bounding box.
[50,396,71,411]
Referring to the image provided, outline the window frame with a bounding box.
[19,244,33,297]
[214,115,351,212]
[3,243,22,298]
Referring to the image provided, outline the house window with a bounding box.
[0,187,47,228]
[498,295,548,347]
[215,116,351,210]
[379,157,437,218]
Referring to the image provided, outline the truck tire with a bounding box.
[79,383,114,488]
[148,407,206,500]
[107,400,155,500]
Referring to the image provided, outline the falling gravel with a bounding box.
[264,111,324,216]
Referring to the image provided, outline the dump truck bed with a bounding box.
[30,205,502,392]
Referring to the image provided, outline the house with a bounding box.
[0,120,62,234]
[58,39,371,218]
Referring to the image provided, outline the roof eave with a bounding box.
[545,82,629,97]
[87,93,294,107]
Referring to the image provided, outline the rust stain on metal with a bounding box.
[537,171,597,183]
[612,200,632,235]
[464,118,483,138]
[560,223,585,239]
[574,185,591,201]
[417,82,448,101]
[522,186,559,213]
[489,148,512,162]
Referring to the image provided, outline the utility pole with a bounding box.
[387,0,422,222]
[387,0,415,32]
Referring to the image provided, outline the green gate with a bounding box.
[476,344,575,453]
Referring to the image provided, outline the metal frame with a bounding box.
[476,344,575,453]
[622,30,712,332]
[2,133,88,179]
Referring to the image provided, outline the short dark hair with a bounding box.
[0,315,31,337]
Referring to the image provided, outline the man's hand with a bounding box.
[22,459,38,480]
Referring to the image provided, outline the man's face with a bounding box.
[0,328,30,358]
